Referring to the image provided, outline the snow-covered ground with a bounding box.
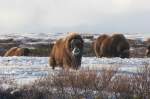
[0,56,150,85]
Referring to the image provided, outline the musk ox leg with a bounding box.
[49,57,56,69]
[63,58,71,70]
[93,41,102,57]
[94,46,101,57]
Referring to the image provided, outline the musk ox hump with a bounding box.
[4,47,30,56]
[15,48,24,56]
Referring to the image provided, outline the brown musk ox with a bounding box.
[145,45,150,57]
[94,34,130,58]
[4,47,30,56]
[93,34,109,57]
[49,33,84,70]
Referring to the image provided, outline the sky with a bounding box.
[0,0,150,33]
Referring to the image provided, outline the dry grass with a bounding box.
[0,65,150,99]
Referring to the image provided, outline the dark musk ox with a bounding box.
[93,34,130,58]
[145,45,150,57]
[49,33,84,70]
[4,47,30,56]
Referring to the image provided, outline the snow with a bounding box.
[0,56,150,85]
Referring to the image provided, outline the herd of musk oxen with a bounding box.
[3,33,150,70]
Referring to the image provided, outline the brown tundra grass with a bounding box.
[0,64,150,99]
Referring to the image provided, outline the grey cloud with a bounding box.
[0,0,150,33]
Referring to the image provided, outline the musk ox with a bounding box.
[4,47,30,56]
[49,33,84,69]
[94,34,130,58]
[145,45,150,57]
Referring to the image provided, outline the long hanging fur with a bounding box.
[49,33,84,69]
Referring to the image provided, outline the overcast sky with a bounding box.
[0,0,150,33]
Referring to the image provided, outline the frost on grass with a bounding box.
[0,65,150,99]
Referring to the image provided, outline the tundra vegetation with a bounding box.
[0,64,150,99]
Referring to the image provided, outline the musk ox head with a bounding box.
[66,34,83,55]
[111,34,130,58]
[116,42,130,58]
[65,33,84,69]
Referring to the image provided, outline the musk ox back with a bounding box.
[94,34,130,58]
[4,47,30,56]
[49,33,84,69]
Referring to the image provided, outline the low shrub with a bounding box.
[0,65,150,99]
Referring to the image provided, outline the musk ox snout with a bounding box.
[72,47,81,56]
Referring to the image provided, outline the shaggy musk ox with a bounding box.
[94,34,130,58]
[4,47,30,56]
[49,33,84,69]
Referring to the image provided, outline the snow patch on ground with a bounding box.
[0,56,150,85]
